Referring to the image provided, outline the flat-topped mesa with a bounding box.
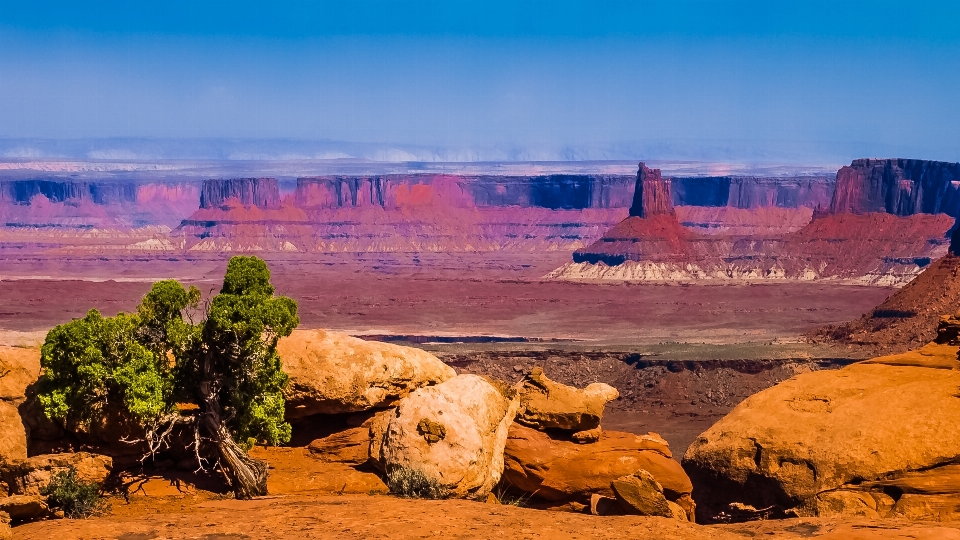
[829,158,960,217]
[628,163,674,218]
[0,179,138,205]
[294,174,635,210]
[200,178,281,209]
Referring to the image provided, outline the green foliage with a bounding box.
[39,309,165,426]
[135,279,201,362]
[41,467,106,518]
[189,256,299,447]
[38,256,297,449]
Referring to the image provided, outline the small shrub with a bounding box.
[387,468,449,499]
[40,467,106,518]
[493,484,533,507]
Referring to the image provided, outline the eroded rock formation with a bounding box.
[813,253,960,354]
[502,424,694,517]
[199,178,280,209]
[0,347,39,462]
[515,367,618,436]
[830,158,960,216]
[560,158,960,285]
[683,340,960,522]
[629,163,674,218]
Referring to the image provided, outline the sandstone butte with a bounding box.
[562,158,960,285]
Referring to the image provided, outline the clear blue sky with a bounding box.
[1,1,959,162]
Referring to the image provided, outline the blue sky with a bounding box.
[1,1,959,162]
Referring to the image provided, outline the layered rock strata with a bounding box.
[199,178,280,209]
[830,158,960,216]
[558,158,959,285]
[671,176,833,209]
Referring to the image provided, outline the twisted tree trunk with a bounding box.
[199,355,268,498]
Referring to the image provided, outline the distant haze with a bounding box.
[1,1,959,163]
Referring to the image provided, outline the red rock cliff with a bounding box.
[200,178,280,209]
[830,158,960,217]
[628,163,674,218]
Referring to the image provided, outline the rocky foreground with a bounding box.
[6,310,960,537]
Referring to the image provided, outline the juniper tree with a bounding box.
[38,256,298,498]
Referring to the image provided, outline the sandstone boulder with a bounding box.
[0,494,48,522]
[502,424,694,518]
[0,346,41,462]
[683,342,960,522]
[375,374,518,500]
[0,403,26,463]
[0,452,112,496]
[0,346,40,401]
[278,329,456,419]
[515,367,618,434]
[367,408,394,473]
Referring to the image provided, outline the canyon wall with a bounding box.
[294,174,635,210]
[176,174,638,253]
[830,158,960,216]
[0,179,138,206]
[9,163,944,271]
[671,176,833,209]
[0,179,199,228]
[200,178,280,209]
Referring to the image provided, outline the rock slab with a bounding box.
[502,424,694,518]
[611,469,673,517]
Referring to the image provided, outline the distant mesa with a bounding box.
[556,158,959,285]
[294,174,635,210]
[3,161,958,285]
[200,178,281,209]
[0,179,137,206]
[830,158,960,216]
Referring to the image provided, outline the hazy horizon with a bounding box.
[2,1,959,163]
